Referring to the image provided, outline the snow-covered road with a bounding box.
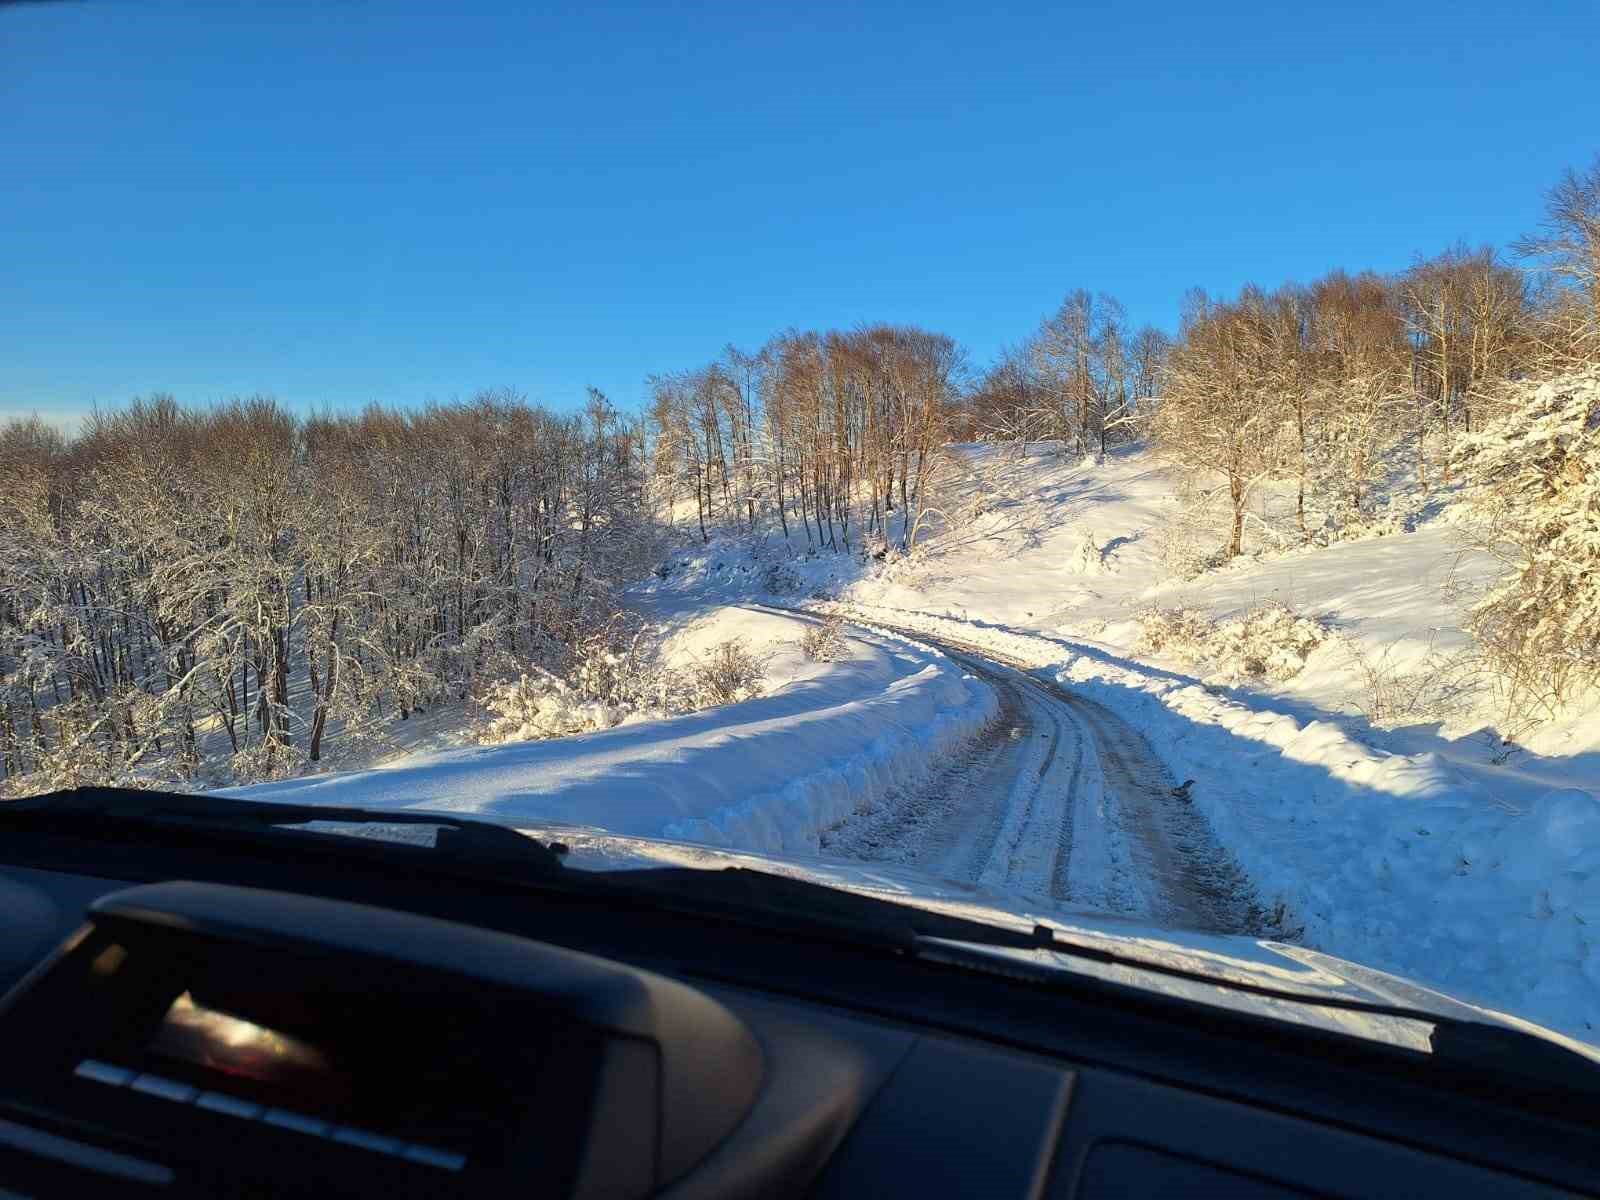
[813,615,1270,937]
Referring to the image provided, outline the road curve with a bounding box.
[818,616,1268,937]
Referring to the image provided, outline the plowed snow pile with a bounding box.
[237,606,995,856]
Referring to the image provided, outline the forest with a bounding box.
[0,391,654,789]
[654,158,1597,565]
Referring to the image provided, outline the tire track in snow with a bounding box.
[1048,712,1084,903]
[820,614,1266,936]
[968,673,1074,899]
[817,632,1082,906]
[819,670,1025,881]
[1059,688,1266,935]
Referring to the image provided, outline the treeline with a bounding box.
[972,155,1600,561]
[1177,161,1600,561]
[968,291,1170,456]
[1152,247,1568,558]
[0,391,654,791]
[648,324,961,553]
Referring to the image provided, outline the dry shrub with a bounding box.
[1139,601,1329,682]
[1342,634,1486,729]
[690,638,767,705]
[799,615,848,662]
[476,626,771,745]
[762,561,805,595]
[1137,607,1214,656]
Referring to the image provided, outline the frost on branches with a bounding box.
[1456,370,1600,714]
[476,670,625,743]
[474,628,769,746]
[0,394,663,797]
[1138,601,1330,682]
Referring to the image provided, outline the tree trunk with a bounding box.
[1228,475,1245,558]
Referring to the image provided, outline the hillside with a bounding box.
[637,442,1600,1037]
[230,437,1600,1038]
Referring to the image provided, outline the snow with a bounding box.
[240,440,1599,1041]
[838,605,1598,1037]
[783,444,1599,1039]
[235,606,996,858]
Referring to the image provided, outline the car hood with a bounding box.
[519,822,1599,1060]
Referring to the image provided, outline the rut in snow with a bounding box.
[822,621,1271,937]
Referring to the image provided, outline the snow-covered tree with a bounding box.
[1455,369,1600,713]
[0,392,660,795]
[1152,294,1286,558]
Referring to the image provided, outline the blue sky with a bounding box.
[4,1,1598,423]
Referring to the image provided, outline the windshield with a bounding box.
[3,3,1596,1052]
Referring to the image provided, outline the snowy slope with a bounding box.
[827,607,1599,1039]
[630,444,1599,1037]
[236,606,996,856]
[806,446,1600,1038]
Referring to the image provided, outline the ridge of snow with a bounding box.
[234,608,997,858]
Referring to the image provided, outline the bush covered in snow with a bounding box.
[1070,527,1108,575]
[1136,607,1214,657]
[1456,370,1600,714]
[761,560,806,596]
[475,624,767,746]
[1322,506,1412,544]
[799,615,848,662]
[689,638,767,705]
[477,667,630,745]
[1138,601,1330,681]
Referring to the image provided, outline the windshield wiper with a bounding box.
[609,868,1600,1095]
[606,865,1074,955]
[6,786,567,874]
[921,937,1597,1072]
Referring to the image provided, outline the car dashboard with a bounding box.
[0,825,1594,1200]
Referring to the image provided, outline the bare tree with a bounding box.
[1306,271,1409,523]
[1516,154,1600,333]
[1153,297,1285,558]
[1128,325,1170,407]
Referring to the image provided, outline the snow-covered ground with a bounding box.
[237,606,995,856]
[634,444,1600,1038]
[244,441,1599,1040]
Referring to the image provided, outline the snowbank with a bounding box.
[1058,661,1600,1039]
[235,609,996,857]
